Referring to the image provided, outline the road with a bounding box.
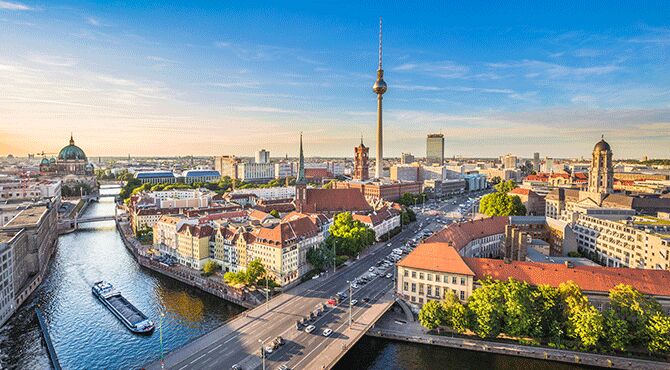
[147,192,483,370]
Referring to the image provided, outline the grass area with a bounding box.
[633,216,670,225]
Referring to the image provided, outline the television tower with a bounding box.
[372,17,387,179]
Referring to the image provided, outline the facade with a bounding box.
[176,224,213,269]
[134,171,176,184]
[238,163,275,183]
[214,156,240,179]
[426,134,445,165]
[0,179,61,201]
[502,154,518,169]
[463,174,487,191]
[508,188,546,216]
[533,152,541,172]
[130,207,181,234]
[182,170,221,184]
[390,164,420,182]
[397,242,670,311]
[274,162,294,179]
[40,135,94,177]
[230,186,295,201]
[335,180,422,202]
[425,217,509,258]
[423,179,466,199]
[352,207,400,241]
[353,140,370,181]
[588,138,614,194]
[0,232,16,327]
[255,149,270,164]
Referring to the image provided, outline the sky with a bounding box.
[0,1,669,159]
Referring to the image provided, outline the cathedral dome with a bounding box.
[58,135,87,161]
[593,139,611,152]
[40,157,50,165]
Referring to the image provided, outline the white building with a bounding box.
[182,170,221,184]
[274,162,294,179]
[0,234,15,327]
[238,163,275,182]
[230,186,295,201]
[352,207,401,241]
[255,149,270,164]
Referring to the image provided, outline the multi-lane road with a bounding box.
[147,193,483,370]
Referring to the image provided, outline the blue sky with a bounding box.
[1,1,669,158]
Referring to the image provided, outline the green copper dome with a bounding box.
[58,134,87,161]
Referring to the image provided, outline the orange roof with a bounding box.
[509,188,531,196]
[177,224,213,238]
[304,168,332,178]
[352,206,400,226]
[248,209,271,221]
[465,258,670,297]
[425,217,508,251]
[397,242,474,276]
[298,188,371,213]
[254,216,320,248]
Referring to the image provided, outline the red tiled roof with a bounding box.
[464,258,670,297]
[397,242,474,276]
[248,209,271,221]
[424,216,508,251]
[509,188,531,196]
[299,188,371,213]
[254,216,320,247]
[177,224,213,238]
[198,211,247,222]
[574,172,588,180]
[304,168,332,178]
[352,206,400,226]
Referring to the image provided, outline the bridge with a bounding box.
[144,220,423,370]
[76,215,117,223]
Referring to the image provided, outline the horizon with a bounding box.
[1,1,669,158]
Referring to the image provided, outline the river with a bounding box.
[0,185,587,369]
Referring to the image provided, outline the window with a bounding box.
[452,277,457,284]
[418,297,424,304]
[411,283,416,293]
[444,275,449,283]
[411,271,416,278]
[434,286,440,297]
[460,291,465,300]
[460,277,466,286]
[427,285,432,296]
[404,270,409,277]
[411,296,416,302]
[403,282,408,291]
[427,274,433,281]
[419,273,424,280]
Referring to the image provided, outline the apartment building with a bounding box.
[352,206,401,241]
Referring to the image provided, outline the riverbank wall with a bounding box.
[115,221,257,309]
[367,326,669,370]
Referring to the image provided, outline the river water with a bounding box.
[0,185,587,370]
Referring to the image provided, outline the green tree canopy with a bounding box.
[442,291,468,334]
[418,300,447,330]
[327,212,375,257]
[479,180,526,217]
[202,260,220,276]
[246,259,266,285]
[467,278,505,338]
[609,284,662,344]
[646,312,670,353]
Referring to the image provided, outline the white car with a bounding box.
[385,273,392,279]
[386,242,392,247]
[351,299,358,306]
[264,345,274,354]
[322,328,333,337]
[369,266,375,272]
[351,284,359,289]
[305,325,316,333]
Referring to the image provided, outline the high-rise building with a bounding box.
[372,18,387,179]
[255,149,270,164]
[533,152,540,172]
[214,155,239,179]
[588,136,614,194]
[400,153,415,164]
[502,154,518,169]
[426,134,445,165]
[353,138,370,181]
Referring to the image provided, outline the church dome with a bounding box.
[593,139,611,152]
[58,134,87,161]
[40,157,50,165]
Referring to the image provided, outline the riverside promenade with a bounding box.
[368,309,670,370]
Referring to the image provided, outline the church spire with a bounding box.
[296,132,306,184]
[69,133,74,146]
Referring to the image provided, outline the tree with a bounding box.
[570,303,604,349]
[502,278,542,338]
[467,278,505,338]
[603,308,630,351]
[246,259,266,285]
[490,176,502,185]
[328,212,375,257]
[532,284,565,341]
[269,209,280,218]
[202,260,219,276]
[224,271,247,286]
[478,180,526,217]
[418,300,447,330]
[609,284,661,344]
[442,291,468,334]
[646,312,670,353]
[306,244,335,271]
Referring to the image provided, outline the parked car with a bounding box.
[305,325,316,333]
[351,299,358,306]
[322,328,333,337]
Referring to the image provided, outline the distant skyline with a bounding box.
[1,1,669,158]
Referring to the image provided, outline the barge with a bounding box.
[92,281,155,334]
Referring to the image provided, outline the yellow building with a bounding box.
[176,224,213,269]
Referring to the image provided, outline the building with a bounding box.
[230,186,295,201]
[352,206,400,241]
[390,164,420,182]
[423,179,466,199]
[397,242,670,311]
[255,149,270,164]
[182,170,221,184]
[426,134,445,165]
[533,152,541,172]
[573,214,670,270]
[295,187,372,215]
[588,137,614,194]
[401,153,415,165]
[134,171,176,184]
[39,134,94,176]
[508,188,546,216]
[214,156,240,179]
[274,162,294,179]
[425,217,509,258]
[353,139,370,181]
[502,154,518,169]
[135,189,212,209]
[238,163,275,183]
[0,203,58,327]
[176,224,213,269]
[334,180,422,202]
[0,179,61,201]
[463,174,487,192]
[372,19,388,180]
[130,207,182,234]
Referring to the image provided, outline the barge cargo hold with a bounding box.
[92,281,155,334]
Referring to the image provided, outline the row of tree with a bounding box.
[222,259,267,287]
[418,279,670,354]
[397,192,426,207]
[478,180,526,216]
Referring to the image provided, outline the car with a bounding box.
[386,242,392,247]
[232,365,242,370]
[351,299,358,306]
[385,273,392,279]
[274,336,284,346]
[327,298,337,305]
[305,325,316,333]
[368,266,375,272]
[322,328,333,336]
[264,345,273,354]
[362,297,370,303]
[277,366,289,370]
[351,283,358,289]
[311,274,319,280]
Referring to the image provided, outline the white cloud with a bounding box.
[28,54,77,67]
[87,17,102,27]
[0,1,31,10]
[232,105,299,113]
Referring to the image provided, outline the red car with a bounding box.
[327,298,337,306]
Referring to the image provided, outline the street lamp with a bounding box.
[347,280,353,328]
[258,338,269,370]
